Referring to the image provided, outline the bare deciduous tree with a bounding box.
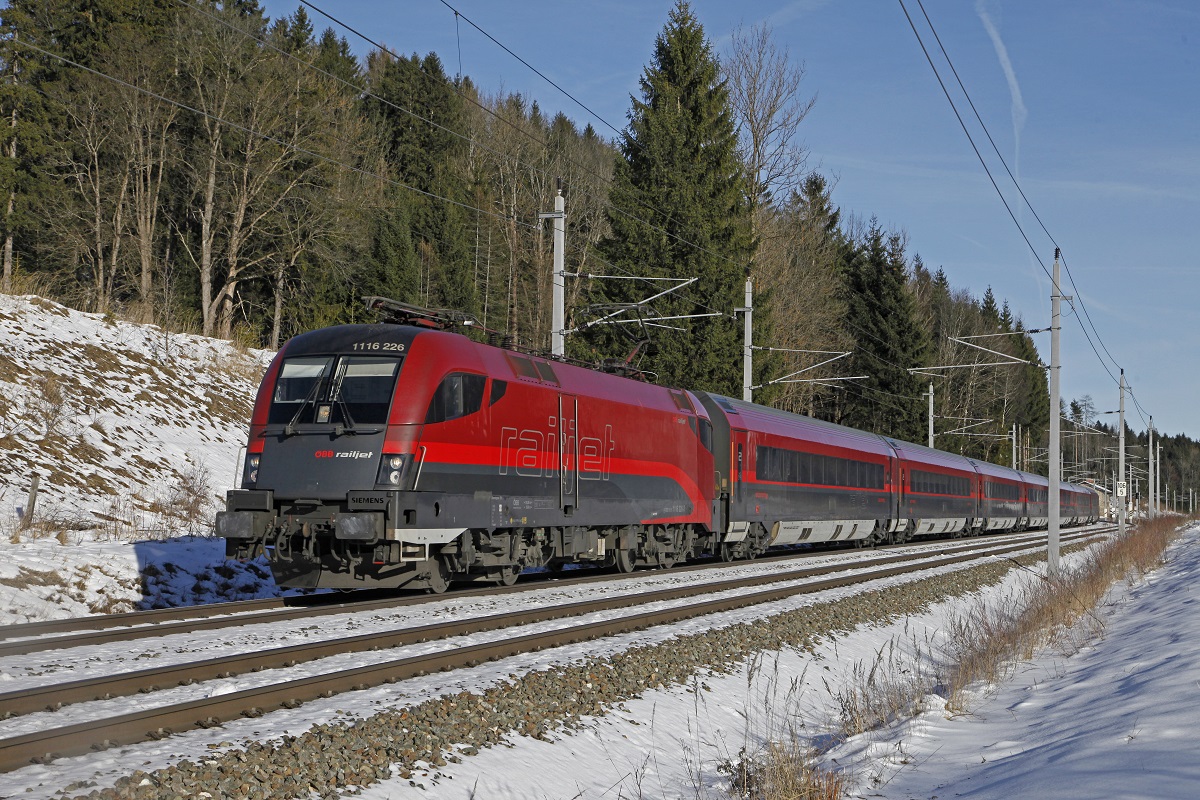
[724,22,816,211]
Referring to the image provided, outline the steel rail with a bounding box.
[0,528,1111,772]
[0,597,285,642]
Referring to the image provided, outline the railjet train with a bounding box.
[218,298,1100,592]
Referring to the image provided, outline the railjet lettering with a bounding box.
[314,450,375,459]
[500,418,614,480]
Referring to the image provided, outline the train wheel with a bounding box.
[719,542,738,562]
[493,565,520,586]
[655,528,686,568]
[424,559,451,594]
[615,547,637,573]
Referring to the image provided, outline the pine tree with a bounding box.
[840,221,928,442]
[590,1,753,394]
[0,0,56,292]
[368,52,476,315]
[314,27,360,84]
[980,286,1000,327]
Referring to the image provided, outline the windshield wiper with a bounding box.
[283,377,326,437]
[331,389,358,435]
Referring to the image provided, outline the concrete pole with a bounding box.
[1012,423,1017,468]
[551,188,566,357]
[1048,250,1062,574]
[1118,369,1126,537]
[1149,417,1155,518]
[742,278,753,402]
[928,382,935,448]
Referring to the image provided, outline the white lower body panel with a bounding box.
[771,519,874,545]
[912,517,968,535]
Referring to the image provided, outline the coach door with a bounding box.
[559,394,578,514]
[732,429,749,506]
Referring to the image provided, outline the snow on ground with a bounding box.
[0,534,282,624]
[0,534,1072,798]
[344,526,1200,800]
[829,522,1200,800]
[0,293,275,623]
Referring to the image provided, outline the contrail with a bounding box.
[976,0,1039,287]
[975,1,1026,177]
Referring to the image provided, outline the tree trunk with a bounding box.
[199,132,220,336]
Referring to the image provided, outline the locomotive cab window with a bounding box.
[426,373,487,423]
[489,379,508,406]
[268,355,401,426]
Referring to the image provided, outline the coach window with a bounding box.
[426,373,486,423]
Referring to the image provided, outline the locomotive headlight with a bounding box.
[242,454,261,488]
[377,454,408,487]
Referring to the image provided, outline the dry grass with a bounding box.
[720,740,845,800]
[824,632,936,740]
[941,516,1183,710]
[703,656,846,800]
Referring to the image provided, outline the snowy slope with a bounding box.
[0,293,276,622]
[0,293,269,530]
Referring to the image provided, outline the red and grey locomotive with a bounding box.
[218,298,1099,591]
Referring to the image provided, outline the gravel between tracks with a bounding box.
[58,544,1083,800]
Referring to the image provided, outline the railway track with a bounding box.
[0,526,1110,773]
[0,525,1104,658]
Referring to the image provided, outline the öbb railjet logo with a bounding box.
[314,450,375,459]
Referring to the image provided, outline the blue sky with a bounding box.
[264,0,1199,441]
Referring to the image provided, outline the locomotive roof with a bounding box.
[279,323,419,356]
